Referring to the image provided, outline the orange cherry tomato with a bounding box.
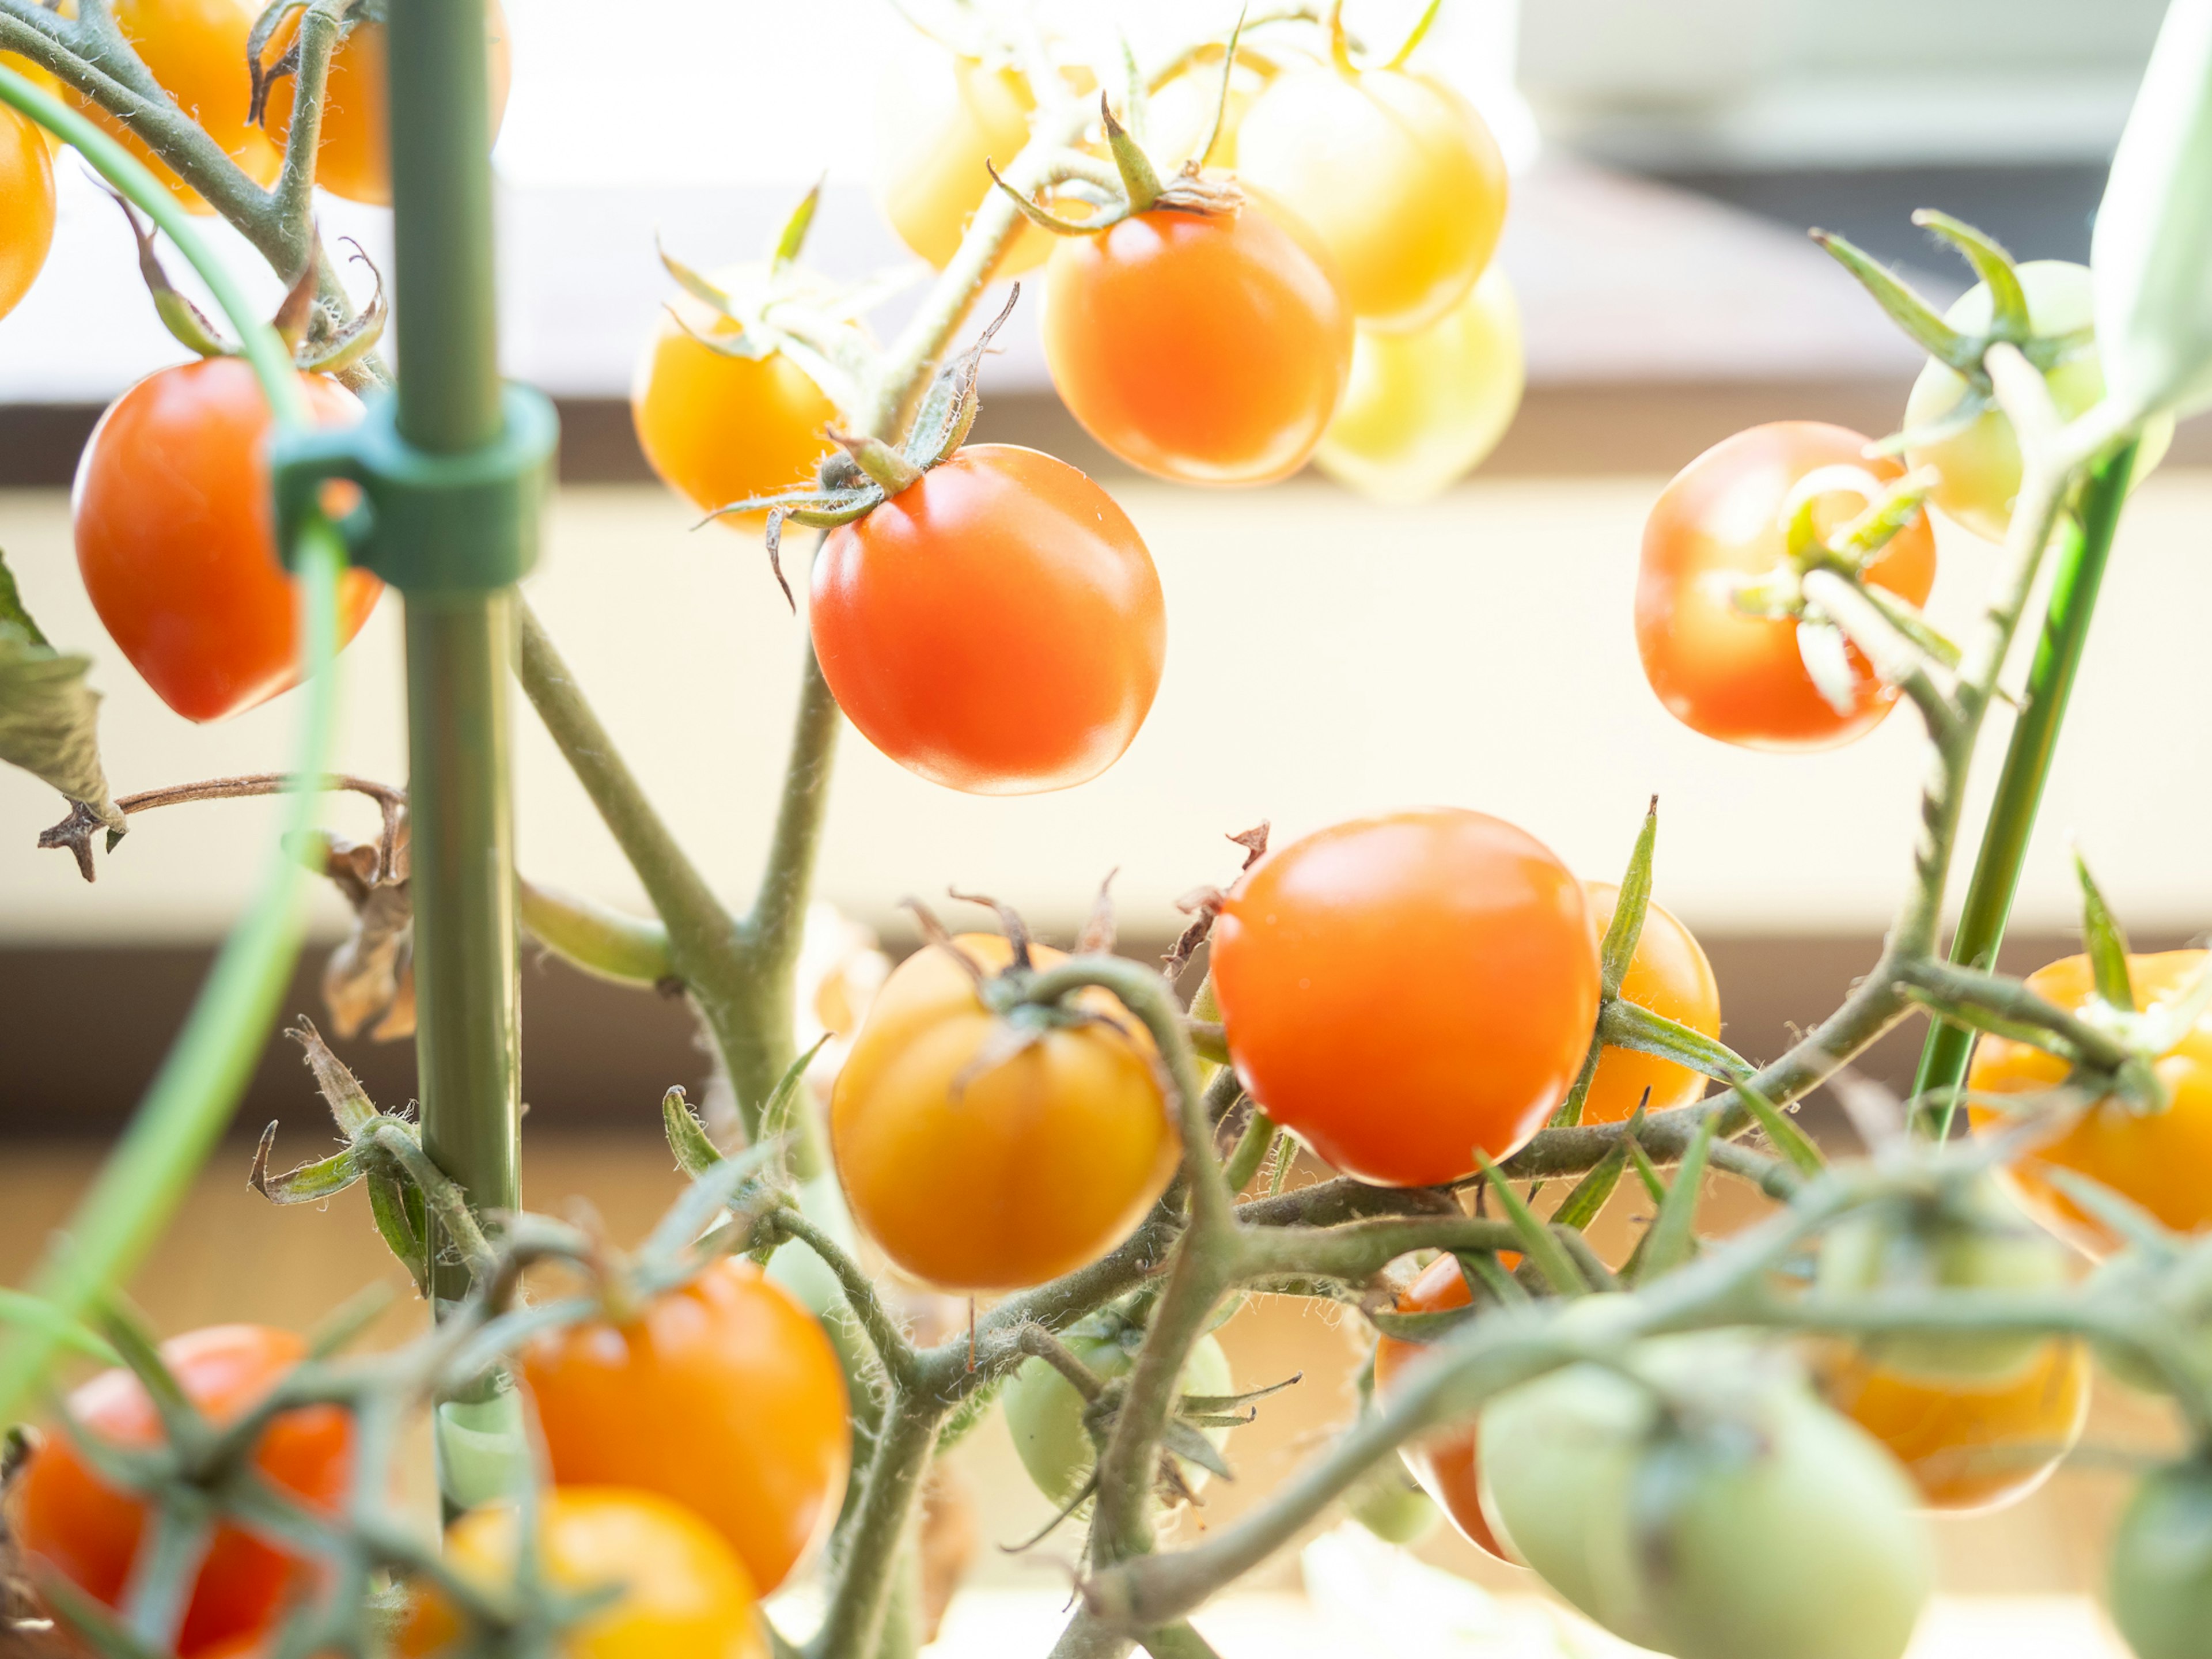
[1040,194,1351,484]
[1637,423,1938,751]
[1821,1340,2090,1513]
[12,1325,353,1657]
[1969,950,2212,1253]
[1372,1255,1513,1560]
[1580,881,1722,1124]
[397,1488,766,1659]
[70,0,281,211]
[630,282,840,529]
[264,0,512,207]
[73,358,383,722]
[520,1259,850,1597]
[0,97,53,321]
[809,444,1165,795]
[1211,808,1600,1187]
[831,933,1179,1291]
[1,52,66,150]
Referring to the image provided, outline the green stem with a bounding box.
[809,1399,945,1659]
[518,876,673,986]
[1916,442,2142,1133]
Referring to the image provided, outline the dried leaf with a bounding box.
[0,628,120,838]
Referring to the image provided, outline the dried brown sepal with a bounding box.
[100,185,234,359]
[1228,821,1269,869]
[272,255,321,355]
[36,798,111,883]
[946,887,1035,971]
[902,896,988,990]
[295,242,389,376]
[1162,885,1229,979]
[1077,869,1119,956]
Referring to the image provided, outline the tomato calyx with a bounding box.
[990,90,1245,237]
[2043,854,2212,1109]
[902,889,1145,1068]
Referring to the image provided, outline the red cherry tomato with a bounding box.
[1211,808,1600,1186]
[1637,423,1938,751]
[1372,1255,1513,1560]
[1040,194,1351,484]
[12,1325,353,1656]
[73,358,383,722]
[809,444,1165,795]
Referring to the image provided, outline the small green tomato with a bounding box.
[1342,1457,1441,1547]
[1002,1317,1235,1510]
[2109,1457,2212,1659]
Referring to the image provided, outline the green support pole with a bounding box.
[1916,441,2140,1135]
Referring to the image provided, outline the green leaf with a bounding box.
[1626,1115,1717,1285]
[662,1085,724,1178]
[1472,1154,1590,1297]
[2075,849,2135,1012]
[1734,1077,1826,1178]
[0,547,51,646]
[1551,1134,1633,1233]
[0,629,120,830]
[1600,798,1659,997]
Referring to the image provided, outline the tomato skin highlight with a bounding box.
[397,1488,767,1659]
[1969,950,2212,1253]
[0,101,54,322]
[1211,808,1600,1187]
[1370,1255,1512,1560]
[73,358,384,722]
[1637,422,1938,752]
[1579,881,1721,1126]
[69,0,281,210]
[1234,62,1508,334]
[1040,197,1351,485]
[831,933,1179,1293]
[264,0,512,207]
[809,444,1165,795]
[12,1325,354,1657]
[519,1259,850,1597]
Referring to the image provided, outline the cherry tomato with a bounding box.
[1479,1338,1931,1659]
[1145,54,1266,172]
[1819,1340,2089,1514]
[264,0,512,207]
[1340,1457,1440,1547]
[397,1488,766,1659]
[809,444,1165,794]
[1211,808,1599,1187]
[70,0,281,211]
[1313,264,1522,502]
[73,358,382,722]
[1003,1313,1233,1508]
[1040,195,1351,484]
[1579,880,1721,1126]
[631,277,841,529]
[1233,59,1506,334]
[1370,1255,1510,1560]
[2108,1457,2212,1659]
[1904,261,2173,543]
[1,52,65,149]
[1637,422,1938,751]
[830,932,1178,1291]
[1969,950,2212,1253]
[12,1324,353,1657]
[519,1259,849,1597]
[0,97,54,322]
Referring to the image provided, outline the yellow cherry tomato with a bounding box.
[1234,58,1506,334]
[1145,52,1268,171]
[70,0,281,212]
[1904,261,2173,543]
[874,42,1059,278]
[1314,264,1522,502]
[1579,879,1722,1126]
[1969,950,2212,1254]
[0,99,54,322]
[1820,1340,2090,1514]
[631,275,843,530]
[831,933,1178,1292]
[399,1488,766,1659]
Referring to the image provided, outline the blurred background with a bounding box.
[0,0,2200,1643]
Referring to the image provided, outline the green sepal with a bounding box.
[1456,1249,1529,1306]
[2075,849,2136,1012]
[294,252,388,376]
[772,175,824,271]
[288,1018,381,1137]
[94,1300,195,1431]
[1623,1114,1716,1285]
[755,1035,833,1150]
[306,1281,396,1358]
[1198,5,1251,166]
[1624,1134,1668,1205]
[1181,1372,1299,1417]
[1912,210,2030,336]
[642,1139,784,1263]
[1366,1304,1478,1343]
[1600,797,1658,998]
[1159,1418,1234,1482]
[2043,1168,2184,1257]
[0,1287,120,1365]
[1473,1153,1591,1296]
[365,1171,431,1294]
[1600,998,1753,1085]
[1552,1128,1635,1232]
[1100,91,1164,215]
[1866,386,1995,457]
[1812,229,1974,370]
[1116,32,1150,151]
[987,161,1126,236]
[248,1125,366,1205]
[1387,0,1445,66]
[1734,1077,1825,1178]
[663,1085,724,1177]
[104,185,236,360]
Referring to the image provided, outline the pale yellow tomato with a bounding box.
[1314,264,1522,501]
[874,42,1056,278]
[1234,60,1506,334]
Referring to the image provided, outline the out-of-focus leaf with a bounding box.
[0,623,120,832]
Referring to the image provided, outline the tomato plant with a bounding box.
[263,0,512,207]
[519,1259,850,1596]
[1234,43,1506,334]
[1969,950,2212,1251]
[2108,1457,2212,1659]
[0,99,54,322]
[809,443,1166,794]
[1369,1254,1510,1560]
[1040,194,1351,485]
[73,357,384,722]
[1210,807,1599,1186]
[397,1488,766,1659]
[11,1325,353,1657]
[72,0,281,210]
[1580,879,1721,1125]
[830,932,1178,1291]
[1637,422,1940,751]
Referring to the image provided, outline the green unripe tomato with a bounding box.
[1904,260,2173,543]
[1342,1457,1441,1547]
[1817,1179,2077,1382]
[1002,1321,1234,1510]
[1479,1338,1932,1659]
[2109,1457,2212,1659]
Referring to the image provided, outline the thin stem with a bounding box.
[517,877,674,987]
[772,1207,919,1389]
[268,0,342,240]
[809,1400,945,1659]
